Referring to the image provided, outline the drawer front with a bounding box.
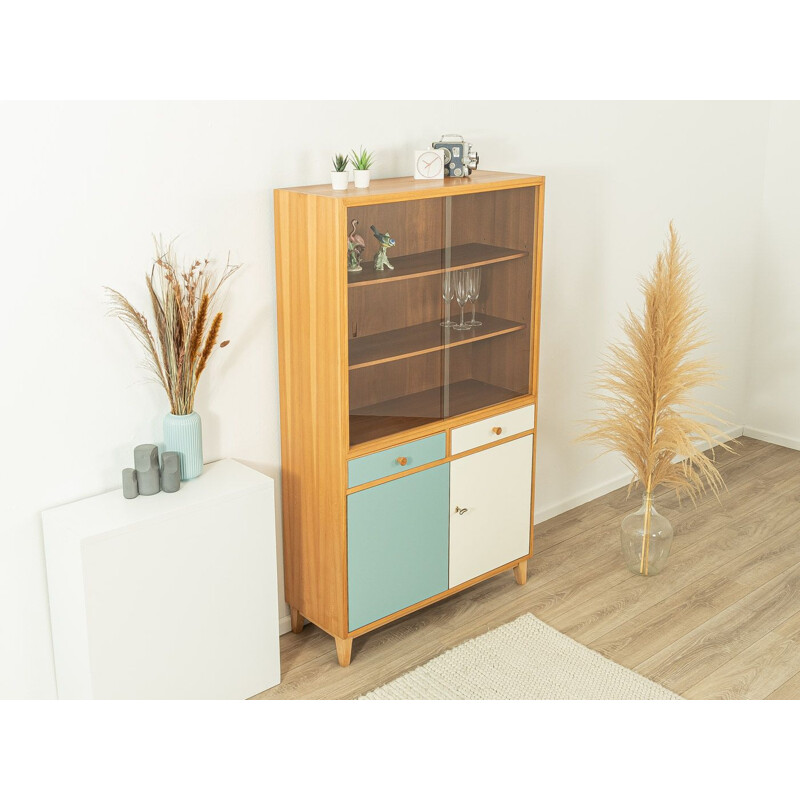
[451,404,535,455]
[348,433,446,488]
[348,464,450,631]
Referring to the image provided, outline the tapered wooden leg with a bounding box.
[335,636,353,667]
[290,607,304,634]
[513,560,528,585]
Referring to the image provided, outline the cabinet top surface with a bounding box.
[276,170,544,204]
[42,459,273,540]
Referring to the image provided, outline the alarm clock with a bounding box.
[414,149,445,180]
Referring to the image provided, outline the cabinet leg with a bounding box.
[290,607,304,634]
[335,636,353,667]
[513,560,528,586]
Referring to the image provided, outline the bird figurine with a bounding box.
[370,225,396,271]
[347,219,366,273]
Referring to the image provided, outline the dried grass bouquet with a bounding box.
[581,223,732,502]
[105,238,240,415]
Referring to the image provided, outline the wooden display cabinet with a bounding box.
[274,171,544,666]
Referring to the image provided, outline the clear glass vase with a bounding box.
[620,493,673,576]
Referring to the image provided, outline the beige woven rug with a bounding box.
[360,614,681,700]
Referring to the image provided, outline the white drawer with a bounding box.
[451,404,535,455]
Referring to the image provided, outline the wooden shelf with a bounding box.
[347,242,526,288]
[349,380,524,447]
[349,314,525,371]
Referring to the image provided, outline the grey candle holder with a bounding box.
[161,451,181,493]
[134,444,161,496]
[122,468,139,499]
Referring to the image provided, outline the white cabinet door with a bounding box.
[449,435,533,588]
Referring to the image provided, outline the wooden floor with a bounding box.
[253,437,800,700]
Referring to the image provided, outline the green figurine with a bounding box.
[370,225,395,271]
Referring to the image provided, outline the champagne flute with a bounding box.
[467,268,482,327]
[440,270,456,327]
[453,271,471,331]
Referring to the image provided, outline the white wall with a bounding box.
[0,101,771,698]
[744,102,800,448]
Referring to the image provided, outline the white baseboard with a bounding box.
[722,425,745,441]
[743,426,800,451]
[279,615,292,636]
[533,424,744,526]
[534,471,632,525]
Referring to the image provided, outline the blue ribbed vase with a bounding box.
[163,411,203,480]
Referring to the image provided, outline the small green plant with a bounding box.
[350,146,375,171]
[331,153,349,172]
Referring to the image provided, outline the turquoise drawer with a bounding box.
[347,433,446,488]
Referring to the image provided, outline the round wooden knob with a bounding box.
[396,456,408,466]
[492,426,503,435]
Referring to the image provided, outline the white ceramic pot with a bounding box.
[353,169,370,189]
[330,171,349,190]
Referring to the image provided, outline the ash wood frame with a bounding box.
[274,171,545,666]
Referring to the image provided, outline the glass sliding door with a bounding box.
[347,187,535,448]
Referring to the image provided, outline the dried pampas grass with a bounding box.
[581,223,732,505]
[105,237,239,415]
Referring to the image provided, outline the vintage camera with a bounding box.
[432,134,479,177]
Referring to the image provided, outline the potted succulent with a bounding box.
[350,146,375,189]
[105,238,239,480]
[331,153,349,190]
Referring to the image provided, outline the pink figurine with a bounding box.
[348,220,366,273]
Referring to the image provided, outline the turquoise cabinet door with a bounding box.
[348,464,449,632]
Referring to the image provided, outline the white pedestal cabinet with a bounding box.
[42,459,281,700]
